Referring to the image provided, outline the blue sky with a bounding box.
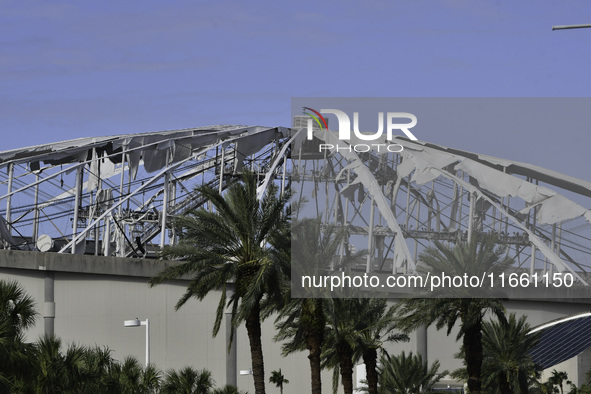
[1,1,590,177]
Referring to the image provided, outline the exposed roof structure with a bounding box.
[1,122,591,299]
[529,311,591,369]
[291,122,591,297]
[0,125,289,257]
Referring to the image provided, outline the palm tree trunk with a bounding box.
[362,348,379,394]
[517,372,529,394]
[305,299,324,394]
[338,340,354,394]
[498,372,513,394]
[463,320,483,394]
[245,301,266,394]
[307,333,323,394]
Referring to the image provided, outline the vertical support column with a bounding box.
[530,244,537,277]
[94,192,100,256]
[44,272,55,336]
[94,152,101,256]
[467,191,475,244]
[504,196,511,234]
[297,145,302,178]
[457,186,464,232]
[104,218,111,257]
[281,153,287,195]
[499,197,504,233]
[119,149,126,217]
[531,205,538,275]
[576,347,591,386]
[118,149,127,253]
[219,145,225,194]
[33,173,40,243]
[404,181,411,229]
[366,196,375,273]
[72,166,83,254]
[160,150,171,249]
[145,319,150,367]
[556,222,563,258]
[428,181,434,232]
[456,171,464,232]
[226,285,237,386]
[338,170,351,268]
[414,201,420,260]
[160,172,170,249]
[491,205,496,232]
[170,181,177,245]
[549,223,557,276]
[324,165,330,224]
[5,163,14,249]
[416,325,428,363]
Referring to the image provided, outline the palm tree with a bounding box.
[378,351,447,393]
[0,279,39,392]
[112,356,161,393]
[395,236,512,394]
[275,218,343,394]
[321,298,407,394]
[269,369,289,394]
[115,356,144,392]
[352,299,408,394]
[141,363,162,393]
[321,298,357,394]
[0,279,37,336]
[212,384,249,394]
[548,370,570,394]
[161,366,215,394]
[34,335,85,393]
[77,345,118,393]
[0,319,36,392]
[150,173,289,394]
[480,313,540,393]
[275,297,326,394]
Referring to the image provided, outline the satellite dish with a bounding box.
[36,234,54,252]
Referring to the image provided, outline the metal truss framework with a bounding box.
[293,119,591,286]
[2,123,591,286]
[0,125,290,258]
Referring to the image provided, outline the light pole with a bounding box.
[552,23,591,31]
[124,318,150,367]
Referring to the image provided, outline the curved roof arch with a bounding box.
[529,311,591,369]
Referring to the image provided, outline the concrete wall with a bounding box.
[1,249,590,391]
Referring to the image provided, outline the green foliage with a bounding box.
[212,384,248,394]
[274,218,347,394]
[212,385,249,394]
[378,351,447,393]
[481,313,540,393]
[150,172,289,335]
[269,368,289,393]
[454,313,541,393]
[396,236,511,393]
[0,279,38,391]
[150,172,289,394]
[161,366,214,394]
[0,278,262,394]
[0,279,37,337]
[533,370,576,394]
[322,298,408,394]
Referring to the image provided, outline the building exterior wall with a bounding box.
[1,249,590,392]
